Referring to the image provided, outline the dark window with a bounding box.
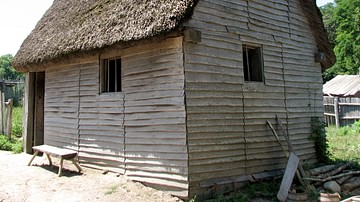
[101,58,122,93]
[243,45,263,82]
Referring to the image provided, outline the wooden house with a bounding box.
[324,75,360,127]
[13,0,335,199]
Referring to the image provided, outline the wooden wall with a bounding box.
[44,37,188,197]
[184,0,323,197]
[121,37,188,197]
[45,65,81,151]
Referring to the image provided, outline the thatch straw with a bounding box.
[13,0,335,70]
[13,0,197,69]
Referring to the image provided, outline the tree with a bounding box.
[334,0,360,75]
[0,54,23,81]
[320,3,337,47]
[320,0,360,82]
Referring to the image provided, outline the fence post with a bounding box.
[334,97,340,128]
[5,99,13,139]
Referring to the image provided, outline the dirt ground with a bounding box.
[0,150,181,202]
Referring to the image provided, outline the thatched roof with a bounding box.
[13,0,335,71]
[13,0,197,70]
[323,75,360,97]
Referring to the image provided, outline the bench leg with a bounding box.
[71,159,82,172]
[58,157,64,177]
[45,153,52,166]
[27,151,39,166]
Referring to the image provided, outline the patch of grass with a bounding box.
[327,122,360,163]
[105,185,118,195]
[12,106,23,138]
[0,106,24,153]
[0,135,22,153]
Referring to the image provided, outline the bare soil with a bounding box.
[0,150,180,202]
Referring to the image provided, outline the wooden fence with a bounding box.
[0,80,23,138]
[324,96,360,127]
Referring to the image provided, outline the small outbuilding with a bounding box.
[323,75,360,127]
[13,0,335,199]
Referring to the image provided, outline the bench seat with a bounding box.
[27,145,82,177]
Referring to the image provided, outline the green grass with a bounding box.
[0,106,23,153]
[0,135,22,153]
[12,106,23,138]
[105,185,118,195]
[327,124,360,163]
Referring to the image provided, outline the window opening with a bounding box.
[243,45,263,82]
[101,58,122,93]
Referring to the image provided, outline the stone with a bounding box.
[342,177,360,193]
[324,181,341,193]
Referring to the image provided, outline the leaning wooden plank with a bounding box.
[266,121,306,188]
[277,152,300,202]
[275,116,308,181]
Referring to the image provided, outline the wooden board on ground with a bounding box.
[277,152,299,202]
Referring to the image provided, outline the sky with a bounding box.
[0,0,334,57]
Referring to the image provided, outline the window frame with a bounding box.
[100,57,122,93]
[242,44,264,83]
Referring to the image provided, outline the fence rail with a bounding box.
[324,96,360,127]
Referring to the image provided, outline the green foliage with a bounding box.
[0,54,23,81]
[189,196,197,202]
[0,135,13,151]
[0,135,22,153]
[105,185,118,195]
[320,3,337,47]
[327,120,360,163]
[0,106,24,153]
[320,0,360,82]
[311,117,331,163]
[12,107,23,138]
[334,0,360,75]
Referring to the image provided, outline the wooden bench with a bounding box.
[27,145,82,177]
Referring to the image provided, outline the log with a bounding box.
[305,170,360,182]
[307,165,338,176]
[318,162,352,179]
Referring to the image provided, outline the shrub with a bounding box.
[311,117,331,163]
[0,135,23,153]
[12,107,23,138]
[0,135,13,151]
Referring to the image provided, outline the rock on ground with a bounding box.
[323,181,341,193]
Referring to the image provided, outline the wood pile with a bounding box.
[266,116,360,201]
[306,163,360,196]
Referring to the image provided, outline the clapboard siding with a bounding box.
[44,61,126,173]
[44,66,80,150]
[77,62,125,174]
[185,0,323,197]
[121,37,188,197]
[43,37,188,194]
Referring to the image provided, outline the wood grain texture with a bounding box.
[184,0,323,198]
[121,37,188,196]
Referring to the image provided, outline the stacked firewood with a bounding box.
[305,163,360,197]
